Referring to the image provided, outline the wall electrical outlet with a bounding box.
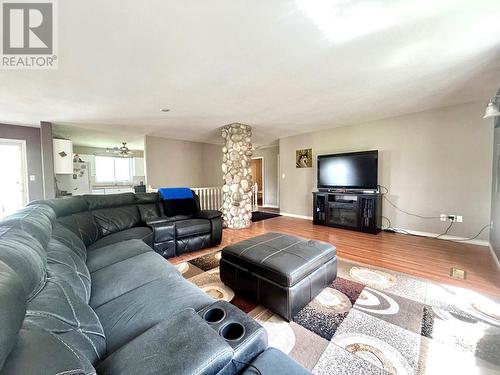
[443,214,462,222]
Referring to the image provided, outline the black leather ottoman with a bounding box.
[220,232,337,321]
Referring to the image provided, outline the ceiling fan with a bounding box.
[106,142,133,157]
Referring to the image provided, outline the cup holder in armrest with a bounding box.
[198,300,267,359]
[219,322,246,341]
[203,307,226,324]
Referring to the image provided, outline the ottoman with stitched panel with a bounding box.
[220,232,337,321]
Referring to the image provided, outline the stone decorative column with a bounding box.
[221,123,253,229]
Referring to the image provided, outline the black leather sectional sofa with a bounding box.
[0,194,310,374]
[37,192,223,258]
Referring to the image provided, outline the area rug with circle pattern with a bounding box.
[174,251,500,375]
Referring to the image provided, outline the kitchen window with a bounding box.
[95,156,133,183]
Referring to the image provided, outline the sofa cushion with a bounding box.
[95,276,213,353]
[135,193,162,223]
[34,196,89,217]
[87,226,153,251]
[135,192,159,204]
[1,322,96,375]
[242,347,311,375]
[26,277,106,364]
[0,261,26,370]
[92,205,140,236]
[46,237,91,302]
[175,219,211,238]
[51,222,87,261]
[89,252,179,308]
[57,211,100,247]
[0,205,55,250]
[84,193,136,210]
[137,203,160,222]
[0,227,46,300]
[163,198,198,217]
[98,308,232,375]
[86,239,152,273]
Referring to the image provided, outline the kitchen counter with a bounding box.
[91,186,134,195]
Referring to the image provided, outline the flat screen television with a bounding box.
[317,150,378,190]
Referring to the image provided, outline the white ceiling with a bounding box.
[2,0,500,148]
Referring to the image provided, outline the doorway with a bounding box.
[250,157,263,206]
[0,139,28,218]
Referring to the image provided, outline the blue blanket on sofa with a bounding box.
[158,187,193,200]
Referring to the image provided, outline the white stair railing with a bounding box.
[192,187,224,211]
[252,183,258,212]
[149,186,256,212]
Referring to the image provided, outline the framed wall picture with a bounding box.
[296,148,312,168]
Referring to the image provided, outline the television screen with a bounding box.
[318,150,378,189]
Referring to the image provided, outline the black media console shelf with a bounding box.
[312,191,382,234]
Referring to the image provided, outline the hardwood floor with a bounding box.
[170,216,500,297]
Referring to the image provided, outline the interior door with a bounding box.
[250,158,263,206]
[0,139,28,218]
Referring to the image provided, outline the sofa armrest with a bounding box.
[147,220,175,243]
[145,216,173,226]
[197,210,222,220]
[145,219,176,257]
[197,210,223,246]
[98,308,233,375]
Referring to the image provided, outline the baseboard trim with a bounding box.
[390,227,489,247]
[280,212,313,220]
[261,205,279,209]
[488,243,500,271]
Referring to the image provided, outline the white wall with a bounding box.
[279,101,493,240]
[489,116,500,262]
[202,143,223,187]
[144,135,222,188]
[252,146,279,207]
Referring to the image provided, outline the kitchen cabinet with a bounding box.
[91,187,134,195]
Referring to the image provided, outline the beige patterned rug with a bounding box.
[177,251,500,375]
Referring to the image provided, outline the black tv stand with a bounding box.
[312,191,382,234]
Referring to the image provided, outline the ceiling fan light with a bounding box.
[483,100,500,118]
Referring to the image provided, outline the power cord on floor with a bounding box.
[381,215,393,230]
[435,218,454,239]
[444,223,491,242]
[382,215,428,237]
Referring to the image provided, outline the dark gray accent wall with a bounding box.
[490,114,500,264]
[40,121,55,198]
[0,123,44,201]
